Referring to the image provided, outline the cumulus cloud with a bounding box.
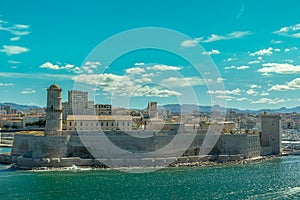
[0,45,29,55]
[216,95,235,100]
[258,63,300,75]
[268,78,300,91]
[125,67,145,75]
[180,38,202,48]
[250,47,273,56]
[40,62,60,70]
[162,77,205,87]
[132,86,181,97]
[236,65,249,70]
[207,88,241,95]
[147,64,181,71]
[251,98,285,104]
[201,49,220,55]
[246,89,258,96]
[273,24,300,38]
[74,73,181,97]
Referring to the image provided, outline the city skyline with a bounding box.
[1,1,300,109]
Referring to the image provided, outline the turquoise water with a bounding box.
[0,152,300,199]
[0,147,11,154]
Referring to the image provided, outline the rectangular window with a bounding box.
[69,122,72,126]
[80,122,83,126]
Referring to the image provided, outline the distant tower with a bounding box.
[261,112,281,155]
[45,84,63,135]
[147,102,158,118]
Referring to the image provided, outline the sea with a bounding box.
[0,147,300,200]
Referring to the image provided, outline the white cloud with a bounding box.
[251,98,285,104]
[39,61,89,73]
[202,49,220,55]
[236,97,248,101]
[162,77,205,87]
[40,62,60,70]
[248,60,260,65]
[246,89,258,96]
[0,45,29,55]
[125,67,145,75]
[134,62,145,66]
[270,39,283,44]
[134,77,152,83]
[132,86,181,97]
[13,24,29,29]
[0,72,73,80]
[225,65,249,70]
[10,37,20,41]
[0,83,14,86]
[224,65,237,70]
[180,38,202,48]
[147,64,181,71]
[208,88,241,95]
[249,84,261,89]
[250,47,273,56]
[216,95,235,100]
[8,60,21,64]
[21,88,36,94]
[217,77,225,83]
[236,65,249,70]
[268,78,300,91]
[274,24,300,38]
[227,57,238,62]
[201,31,252,43]
[260,91,269,96]
[258,63,300,75]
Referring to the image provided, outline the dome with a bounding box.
[49,84,61,90]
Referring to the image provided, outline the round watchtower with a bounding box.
[45,84,63,135]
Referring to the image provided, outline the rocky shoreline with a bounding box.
[0,153,284,171]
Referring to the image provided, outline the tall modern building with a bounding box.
[261,112,281,155]
[62,90,94,119]
[45,84,63,135]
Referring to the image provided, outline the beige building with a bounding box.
[66,115,133,131]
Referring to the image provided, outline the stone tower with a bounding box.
[45,84,63,135]
[261,112,281,155]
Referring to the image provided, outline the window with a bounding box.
[80,122,83,126]
[69,122,72,126]
[101,122,103,126]
[106,122,108,126]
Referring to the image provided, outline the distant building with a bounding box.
[62,90,95,120]
[147,102,158,118]
[95,104,112,115]
[0,106,10,115]
[66,115,133,131]
[260,112,281,155]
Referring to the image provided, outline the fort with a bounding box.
[0,84,282,169]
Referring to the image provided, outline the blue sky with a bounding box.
[0,0,300,109]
